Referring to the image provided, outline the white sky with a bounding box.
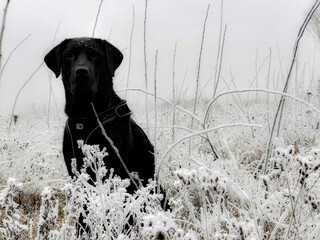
[0,0,319,116]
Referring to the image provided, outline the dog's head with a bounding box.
[44,38,123,101]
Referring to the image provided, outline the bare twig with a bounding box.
[0,0,11,88]
[283,164,297,237]
[192,4,210,121]
[255,47,259,103]
[213,25,227,97]
[154,50,158,189]
[156,123,263,183]
[144,0,149,136]
[92,0,104,37]
[47,21,61,127]
[172,42,177,142]
[311,8,320,41]
[125,5,135,99]
[177,68,188,104]
[8,62,44,132]
[264,0,320,174]
[1,34,31,76]
[117,88,203,124]
[204,88,320,128]
[190,4,210,153]
[266,48,272,132]
[213,0,224,97]
[90,103,139,190]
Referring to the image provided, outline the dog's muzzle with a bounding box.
[75,66,89,78]
[71,66,96,97]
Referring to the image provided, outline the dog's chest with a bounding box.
[66,118,105,145]
[65,114,132,155]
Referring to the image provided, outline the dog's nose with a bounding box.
[75,66,89,77]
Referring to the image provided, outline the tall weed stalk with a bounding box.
[264,0,320,173]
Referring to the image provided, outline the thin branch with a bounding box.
[117,88,203,124]
[156,123,263,183]
[8,62,44,132]
[190,4,210,153]
[192,4,210,120]
[125,5,135,99]
[213,25,227,97]
[203,88,320,128]
[92,0,104,37]
[47,21,61,127]
[90,103,139,190]
[172,42,177,142]
[255,47,259,103]
[0,0,11,88]
[144,0,149,136]
[177,68,188,104]
[154,50,158,191]
[266,48,272,132]
[265,0,320,173]
[1,33,31,76]
[213,0,224,97]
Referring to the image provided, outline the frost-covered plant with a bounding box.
[36,187,59,240]
[141,212,183,239]
[58,143,166,239]
[262,145,320,239]
[0,118,66,191]
[171,166,231,238]
[2,96,320,239]
[0,178,28,239]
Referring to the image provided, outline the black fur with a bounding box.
[45,38,165,234]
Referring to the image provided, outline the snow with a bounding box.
[1,97,320,238]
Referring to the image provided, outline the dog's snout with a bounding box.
[75,66,89,77]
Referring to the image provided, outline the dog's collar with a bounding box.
[68,100,131,124]
[66,101,131,151]
[99,100,131,120]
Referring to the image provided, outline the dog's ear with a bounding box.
[101,40,123,77]
[44,39,68,78]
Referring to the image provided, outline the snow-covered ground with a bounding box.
[1,1,320,238]
[1,94,320,239]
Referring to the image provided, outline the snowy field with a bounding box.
[1,93,320,239]
[1,0,320,239]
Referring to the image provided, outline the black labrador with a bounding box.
[44,37,165,232]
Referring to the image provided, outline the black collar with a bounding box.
[98,100,131,121]
[68,100,131,124]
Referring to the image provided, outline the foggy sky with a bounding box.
[0,0,318,116]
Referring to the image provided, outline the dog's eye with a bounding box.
[90,51,101,60]
[64,52,74,61]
